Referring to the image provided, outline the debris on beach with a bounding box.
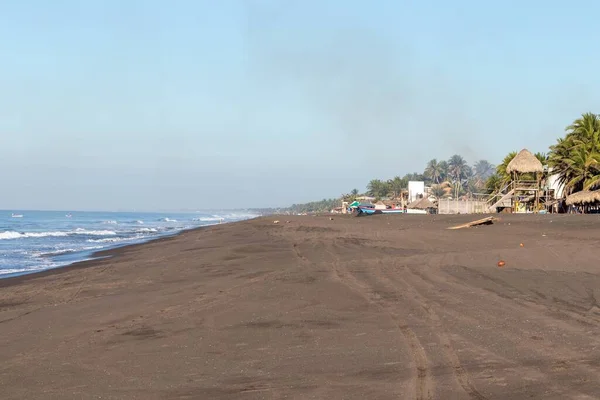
[520,243,524,247]
[497,260,506,267]
[273,220,280,224]
[447,216,499,230]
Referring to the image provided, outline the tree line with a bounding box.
[288,113,600,212]
[345,156,496,202]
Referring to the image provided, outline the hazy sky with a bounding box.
[1,0,599,211]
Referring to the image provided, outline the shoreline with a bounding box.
[0,222,222,288]
[1,210,260,281]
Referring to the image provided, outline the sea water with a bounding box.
[0,210,258,278]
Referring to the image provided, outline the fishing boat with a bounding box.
[348,201,405,216]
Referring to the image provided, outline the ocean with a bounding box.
[0,210,258,278]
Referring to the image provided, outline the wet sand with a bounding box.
[2,214,600,399]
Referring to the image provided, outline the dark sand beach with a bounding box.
[2,214,600,399]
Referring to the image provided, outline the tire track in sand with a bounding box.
[388,253,600,399]
[326,232,489,400]
[381,262,488,400]
[396,236,487,400]
[375,233,489,400]
[317,243,433,400]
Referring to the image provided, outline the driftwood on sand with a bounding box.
[447,216,499,230]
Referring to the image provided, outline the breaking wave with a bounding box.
[33,246,104,257]
[0,230,117,240]
[136,228,158,233]
[1,210,257,278]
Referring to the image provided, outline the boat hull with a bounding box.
[350,207,406,216]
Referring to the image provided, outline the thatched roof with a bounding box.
[506,149,543,174]
[565,190,600,205]
[408,197,437,209]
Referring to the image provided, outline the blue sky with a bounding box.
[1,0,599,210]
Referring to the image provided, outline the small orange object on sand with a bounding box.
[520,243,524,247]
[497,260,506,267]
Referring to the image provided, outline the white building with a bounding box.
[546,169,564,199]
[408,181,425,203]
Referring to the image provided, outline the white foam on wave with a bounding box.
[103,220,118,225]
[32,245,104,257]
[193,216,223,222]
[192,212,259,223]
[222,212,260,220]
[73,228,117,235]
[0,231,28,240]
[136,228,158,233]
[0,266,48,276]
[87,236,140,244]
[0,229,117,240]
[160,218,177,222]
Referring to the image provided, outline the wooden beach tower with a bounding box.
[488,149,544,213]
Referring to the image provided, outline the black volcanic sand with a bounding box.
[2,214,600,399]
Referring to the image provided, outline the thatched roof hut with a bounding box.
[408,197,437,210]
[565,190,600,206]
[506,149,544,174]
[374,200,387,210]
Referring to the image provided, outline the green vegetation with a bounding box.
[285,112,600,213]
[485,112,600,197]
[548,113,600,195]
[351,155,495,203]
[288,198,340,214]
[289,156,496,213]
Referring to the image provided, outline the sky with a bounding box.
[1,0,600,211]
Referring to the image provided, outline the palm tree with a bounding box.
[424,159,444,184]
[485,173,502,194]
[342,189,360,202]
[548,112,600,195]
[403,172,425,182]
[438,160,449,182]
[535,152,548,165]
[387,176,406,199]
[564,146,600,192]
[448,155,471,198]
[496,151,517,187]
[430,184,446,199]
[448,155,469,182]
[366,179,389,198]
[548,138,574,194]
[472,160,495,190]
[474,160,494,179]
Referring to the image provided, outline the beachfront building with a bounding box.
[565,190,600,213]
[408,181,425,204]
[546,170,564,200]
[544,168,567,212]
[407,197,437,214]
